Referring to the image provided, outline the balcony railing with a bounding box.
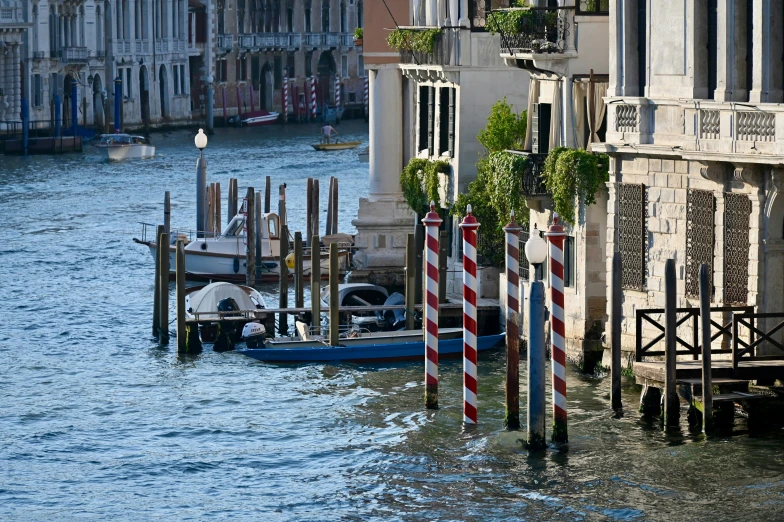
[155,39,169,53]
[216,34,234,51]
[505,151,550,198]
[116,39,131,55]
[340,33,354,47]
[135,40,150,55]
[59,47,89,63]
[32,51,46,59]
[577,0,609,15]
[239,34,256,49]
[95,50,106,59]
[494,7,573,54]
[399,28,461,67]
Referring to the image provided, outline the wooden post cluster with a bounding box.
[422,202,442,410]
[503,211,522,430]
[664,258,680,428]
[311,235,321,335]
[611,251,623,412]
[405,233,416,331]
[246,187,256,287]
[279,224,289,336]
[329,242,339,346]
[460,206,480,425]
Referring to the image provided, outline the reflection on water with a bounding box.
[1,122,784,520]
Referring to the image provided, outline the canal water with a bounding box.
[2,123,783,520]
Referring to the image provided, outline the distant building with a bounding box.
[0,0,29,125]
[210,0,365,120]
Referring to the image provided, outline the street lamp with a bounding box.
[525,223,548,450]
[195,127,208,152]
[195,129,208,237]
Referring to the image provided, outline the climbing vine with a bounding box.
[387,28,441,53]
[541,147,610,225]
[400,158,451,216]
[487,3,559,36]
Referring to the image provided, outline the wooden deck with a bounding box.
[634,359,784,385]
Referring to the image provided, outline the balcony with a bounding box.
[155,39,169,53]
[398,27,461,67]
[115,39,132,55]
[32,51,46,60]
[493,7,573,56]
[135,40,150,55]
[59,47,89,64]
[216,34,234,52]
[238,34,256,50]
[339,33,354,47]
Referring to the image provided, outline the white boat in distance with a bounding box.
[134,211,352,282]
[96,133,155,160]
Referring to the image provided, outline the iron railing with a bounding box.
[399,28,460,67]
[495,7,572,54]
[216,34,234,51]
[60,47,89,63]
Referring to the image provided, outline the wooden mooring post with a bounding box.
[214,182,221,232]
[331,176,338,234]
[664,258,679,427]
[153,224,164,337]
[311,179,320,239]
[611,251,623,413]
[329,242,339,346]
[264,176,271,214]
[246,187,256,287]
[306,178,313,245]
[325,177,333,236]
[294,232,304,308]
[255,192,262,280]
[163,192,171,236]
[311,235,321,334]
[405,233,416,331]
[158,229,170,344]
[699,263,713,432]
[228,178,238,223]
[176,238,186,353]
[279,224,289,336]
[278,184,287,228]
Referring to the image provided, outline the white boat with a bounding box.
[96,133,155,160]
[134,211,352,282]
[185,282,269,346]
[242,111,279,126]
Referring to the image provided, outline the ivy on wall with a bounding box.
[400,158,451,216]
[541,147,610,225]
[386,29,441,53]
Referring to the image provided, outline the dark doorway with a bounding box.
[140,66,150,125]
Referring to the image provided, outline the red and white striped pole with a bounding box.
[545,215,568,443]
[310,76,317,120]
[460,205,480,424]
[282,77,289,121]
[364,76,369,119]
[423,202,442,410]
[335,74,341,107]
[504,211,522,430]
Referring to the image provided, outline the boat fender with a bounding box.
[233,257,240,273]
[285,252,295,270]
[201,242,208,251]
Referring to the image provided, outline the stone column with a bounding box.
[0,46,7,122]
[609,0,639,97]
[716,0,748,101]
[12,43,21,121]
[749,0,770,103]
[369,67,402,198]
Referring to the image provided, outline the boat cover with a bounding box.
[188,282,265,313]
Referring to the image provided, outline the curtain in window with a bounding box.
[524,77,539,151]
[588,82,608,150]
[549,79,562,150]
[572,81,587,149]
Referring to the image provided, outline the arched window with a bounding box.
[321,0,329,32]
[357,0,363,28]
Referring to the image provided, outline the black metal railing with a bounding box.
[494,7,572,54]
[398,28,460,66]
[577,0,609,15]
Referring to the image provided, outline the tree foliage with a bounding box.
[400,158,451,217]
[477,98,527,153]
[541,147,610,225]
[387,29,441,53]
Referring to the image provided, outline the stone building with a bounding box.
[0,0,28,125]
[352,0,529,291]
[494,0,610,363]
[595,0,784,359]
[210,0,365,119]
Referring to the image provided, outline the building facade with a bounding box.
[596,0,784,359]
[210,0,365,120]
[0,1,29,125]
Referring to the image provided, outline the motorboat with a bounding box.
[229,110,280,127]
[184,282,270,349]
[96,133,155,160]
[134,211,352,282]
[319,283,406,332]
[311,140,362,151]
[237,330,504,363]
[358,147,369,163]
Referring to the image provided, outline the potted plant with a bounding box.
[353,27,363,46]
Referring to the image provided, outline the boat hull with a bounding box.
[237,334,504,363]
[311,141,362,151]
[242,112,279,126]
[100,144,155,160]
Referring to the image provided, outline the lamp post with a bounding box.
[195,129,208,237]
[525,226,548,449]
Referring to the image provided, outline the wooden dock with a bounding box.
[634,359,784,385]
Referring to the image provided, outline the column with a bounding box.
[609,0,639,96]
[562,74,574,148]
[368,67,403,198]
[0,47,7,121]
[13,43,21,121]
[129,0,136,44]
[715,0,748,101]
[749,0,770,103]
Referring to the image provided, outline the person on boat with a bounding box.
[321,124,338,144]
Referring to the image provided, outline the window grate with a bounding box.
[686,189,715,298]
[724,193,751,304]
[618,183,647,290]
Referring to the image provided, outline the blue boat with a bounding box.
[237,332,504,363]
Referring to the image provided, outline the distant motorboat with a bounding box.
[311,140,362,151]
[358,147,369,162]
[96,133,155,160]
[229,110,280,127]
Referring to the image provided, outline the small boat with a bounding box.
[96,133,155,160]
[185,282,269,346]
[229,110,279,127]
[237,330,504,363]
[311,140,362,151]
[358,147,369,163]
[134,211,352,282]
[320,283,402,332]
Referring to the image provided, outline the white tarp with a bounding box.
[188,282,265,313]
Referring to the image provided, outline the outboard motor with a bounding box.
[214,297,241,352]
[241,322,267,348]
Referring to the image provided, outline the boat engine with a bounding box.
[241,322,267,348]
[214,297,241,352]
